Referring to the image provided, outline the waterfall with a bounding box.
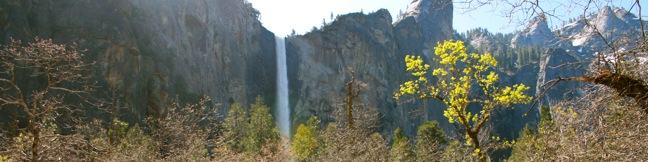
[276,36,290,137]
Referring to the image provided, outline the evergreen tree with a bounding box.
[390,128,414,162]
[244,96,280,153]
[224,102,248,152]
[415,121,447,161]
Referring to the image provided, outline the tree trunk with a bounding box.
[30,124,39,162]
[581,72,648,113]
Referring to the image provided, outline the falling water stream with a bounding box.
[275,36,290,137]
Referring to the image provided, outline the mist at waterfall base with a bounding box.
[275,37,291,137]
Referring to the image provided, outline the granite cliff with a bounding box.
[0,0,277,121]
[287,0,454,135]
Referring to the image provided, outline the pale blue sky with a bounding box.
[247,0,647,36]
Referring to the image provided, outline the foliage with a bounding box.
[318,107,389,161]
[415,121,447,161]
[292,116,321,161]
[395,40,532,158]
[221,97,280,157]
[0,38,94,161]
[108,119,129,144]
[319,123,389,162]
[539,105,553,127]
[390,128,414,162]
[148,96,216,160]
[224,102,248,152]
[509,80,648,161]
[243,96,280,154]
[6,122,100,161]
[441,140,479,162]
[110,125,159,161]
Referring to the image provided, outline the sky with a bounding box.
[247,0,647,36]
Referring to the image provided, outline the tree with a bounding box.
[0,38,94,161]
[460,0,648,113]
[390,128,414,162]
[243,96,280,154]
[149,96,215,160]
[415,121,447,161]
[291,116,321,161]
[344,72,360,128]
[394,40,532,159]
[224,102,247,152]
[290,29,297,37]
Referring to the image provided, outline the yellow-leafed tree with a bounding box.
[292,116,321,161]
[394,40,532,159]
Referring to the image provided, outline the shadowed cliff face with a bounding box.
[536,49,585,106]
[287,6,454,135]
[0,0,277,121]
[286,9,401,133]
[399,0,453,63]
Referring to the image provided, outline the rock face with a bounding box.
[536,49,585,107]
[287,5,454,135]
[490,64,541,139]
[286,9,404,134]
[399,0,453,60]
[511,14,556,48]
[565,6,638,50]
[0,0,277,121]
[512,6,643,53]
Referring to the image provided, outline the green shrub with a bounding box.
[415,121,447,161]
[224,102,248,152]
[292,116,321,161]
[243,97,280,154]
[390,128,414,162]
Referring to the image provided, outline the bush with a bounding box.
[318,107,390,161]
[415,121,447,161]
[149,97,215,160]
[243,97,280,154]
[390,128,414,162]
[508,84,648,161]
[223,102,248,152]
[292,116,321,161]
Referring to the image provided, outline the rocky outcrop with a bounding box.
[536,49,585,107]
[399,0,453,61]
[512,6,643,53]
[287,3,454,135]
[511,14,556,48]
[394,16,424,57]
[286,9,406,134]
[566,6,636,50]
[555,6,642,52]
[0,0,276,121]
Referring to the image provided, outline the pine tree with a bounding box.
[390,128,414,162]
[415,121,447,161]
[244,96,280,153]
[224,102,248,152]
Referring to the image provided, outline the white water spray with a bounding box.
[276,36,290,137]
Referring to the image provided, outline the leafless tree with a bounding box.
[0,38,94,161]
[457,0,648,113]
